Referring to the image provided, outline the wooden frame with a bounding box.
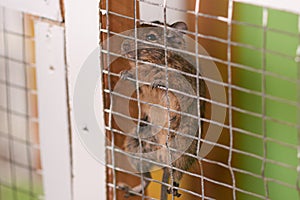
[35,21,72,200]
[64,0,106,199]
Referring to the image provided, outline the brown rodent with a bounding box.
[118,21,205,199]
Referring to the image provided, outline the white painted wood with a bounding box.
[235,0,300,15]
[35,21,72,200]
[0,0,62,21]
[64,0,105,199]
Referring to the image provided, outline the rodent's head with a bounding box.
[121,21,188,55]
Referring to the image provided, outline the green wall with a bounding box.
[232,3,299,199]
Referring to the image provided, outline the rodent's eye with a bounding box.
[146,33,157,41]
[170,116,177,122]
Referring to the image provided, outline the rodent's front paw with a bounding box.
[120,70,134,80]
[151,79,166,89]
[117,182,133,198]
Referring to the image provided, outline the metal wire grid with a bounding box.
[100,0,300,199]
[0,7,43,200]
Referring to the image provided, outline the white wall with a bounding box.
[139,0,187,23]
[0,0,62,21]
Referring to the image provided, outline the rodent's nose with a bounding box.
[140,116,149,127]
[122,41,131,52]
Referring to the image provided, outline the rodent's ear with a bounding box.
[139,21,163,27]
[151,20,163,25]
[171,21,188,32]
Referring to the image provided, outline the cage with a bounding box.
[99,0,300,200]
[0,0,299,200]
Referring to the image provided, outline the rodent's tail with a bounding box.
[160,167,170,200]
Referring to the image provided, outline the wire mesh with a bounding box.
[100,0,300,199]
[0,7,43,200]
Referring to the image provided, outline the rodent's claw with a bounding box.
[167,187,182,197]
[151,79,166,89]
